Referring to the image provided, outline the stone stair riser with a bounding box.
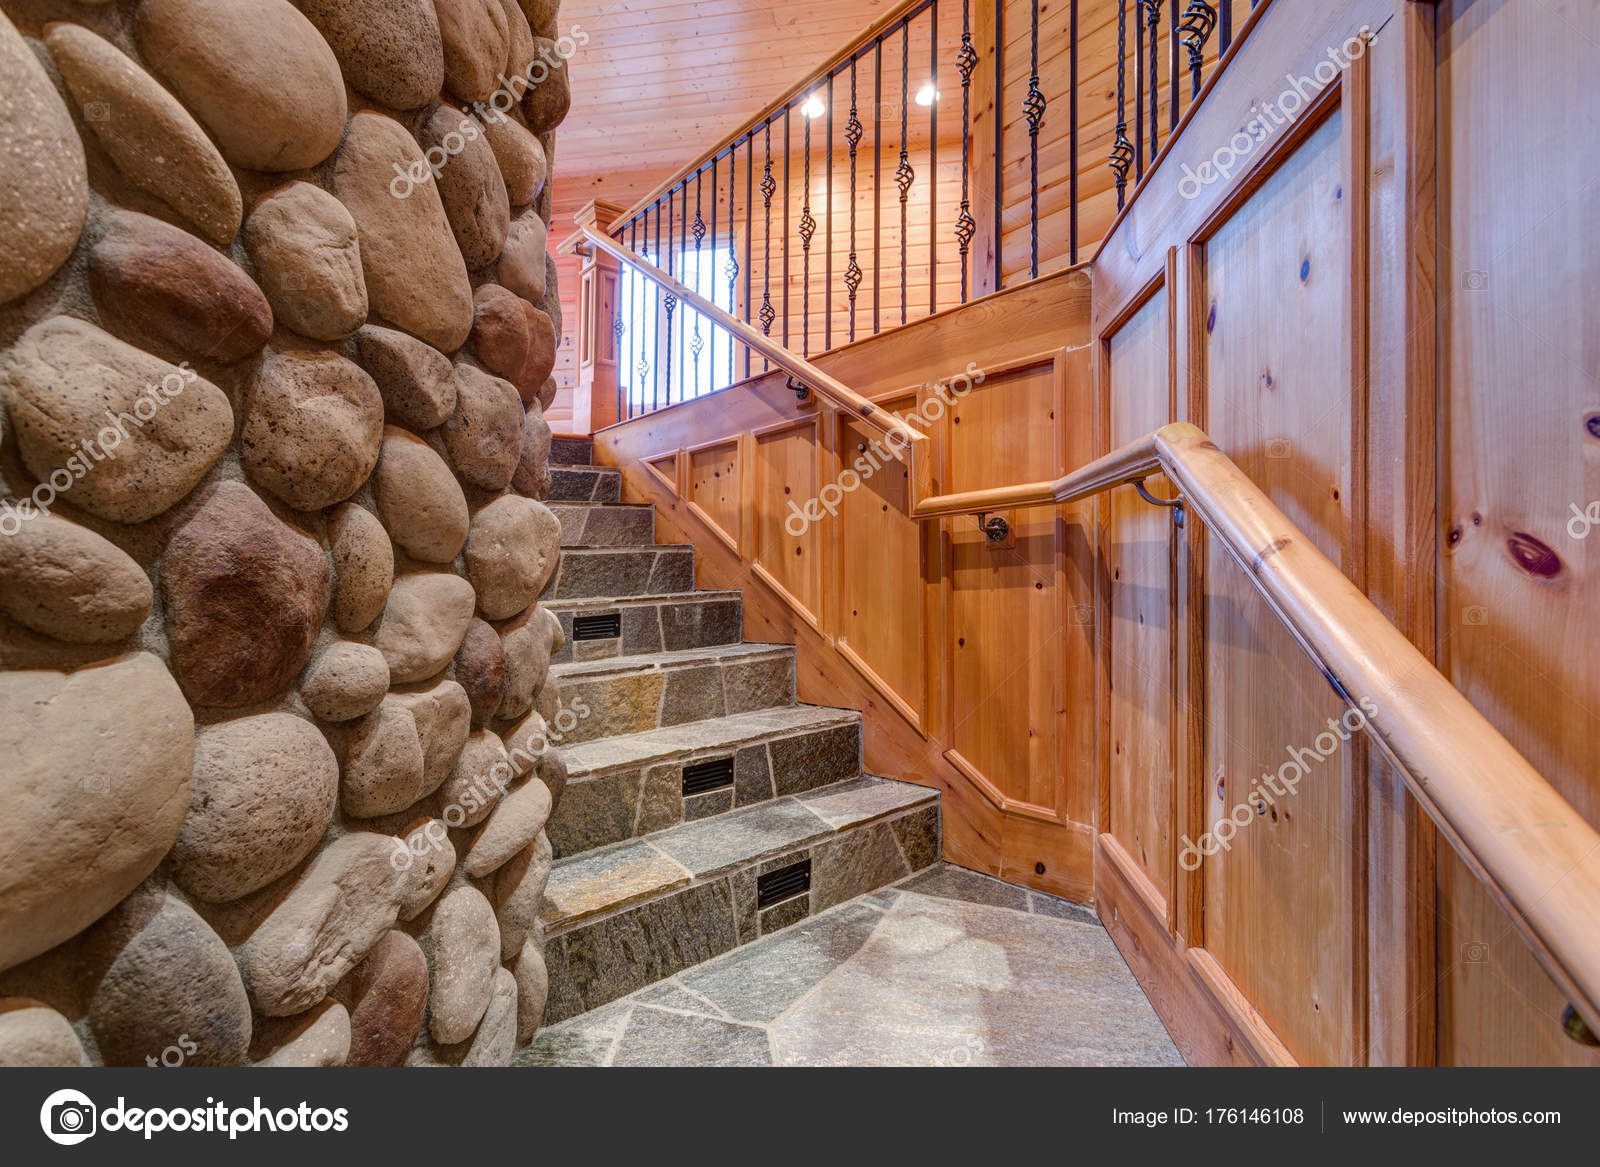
[550,503,655,548]
[542,546,695,600]
[549,437,594,466]
[548,466,621,503]
[549,595,742,663]
[550,653,795,746]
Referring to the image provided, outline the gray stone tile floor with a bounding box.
[515,862,1185,1067]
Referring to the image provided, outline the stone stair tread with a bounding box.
[560,704,860,777]
[541,775,936,931]
[549,640,792,681]
[550,463,618,473]
[542,589,742,612]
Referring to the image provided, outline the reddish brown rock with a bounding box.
[522,37,571,133]
[517,302,558,395]
[334,930,428,1066]
[163,482,330,708]
[88,210,272,364]
[355,325,459,432]
[242,349,384,511]
[482,113,546,207]
[419,105,510,269]
[453,619,507,728]
[470,284,532,381]
[297,0,445,111]
[442,364,524,490]
[517,0,559,38]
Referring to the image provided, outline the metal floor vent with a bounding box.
[681,757,735,796]
[756,859,811,909]
[571,613,621,641]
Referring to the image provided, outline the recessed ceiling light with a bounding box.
[914,83,938,106]
[801,94,826,119]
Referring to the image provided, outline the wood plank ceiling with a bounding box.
[547,0,895,426]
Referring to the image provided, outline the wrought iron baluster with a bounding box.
[744,134,753,379]
[691,170,705,392]
[1134,0,1144,182]
[678,181,687,402]
[1109,0,1134,208]
[630,218,644,420]
[782,108,791,349]
[873,38,882,334]
[656,199,666,412]
[1178,2,1216,100]
[844,57,863,340]
[825,72,833,353]
[759,120,776,364]
[1143,0,1162,159]
[928,0,937,315]
[1070,0,1079,264]
[896,21,913,326]
[1169,0,1179,134]
[955,0,977,301]
[1219,0,1232,55]
[662,192,674,411]
[799,87,815,357]
[724,148,738,382]
[1024,0,1045,280]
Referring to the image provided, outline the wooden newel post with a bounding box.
[560,198,629,434]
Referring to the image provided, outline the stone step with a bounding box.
[549,501,655,548]
[549,435,594,466]
[548,642,795,746]
[539,775,940,1024]
[548,464,621,503]
[545,591,742,664]
[546,704,863,858]
[541,544,694,600]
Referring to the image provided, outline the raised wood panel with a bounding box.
[1198,108,1358,1067]
[752,418,823,626]
[1106,288,1175,903]
[687,439,741,551]
[1434,0,1600,1068]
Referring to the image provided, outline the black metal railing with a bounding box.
[609,0,1251,422]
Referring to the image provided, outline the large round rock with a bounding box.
[170,714,339,903]
[328,502,394,634]
[512,398,553,496]
[0,513,152,643]
[81,884,252,1066]
[163,482,331,708]
[0,11,87,305]
[483,116,547,207]
[301,642,390,722]
[45,23,241,246]
[465,495,561,619]
[135,0,347,172]
[436,0,511,104]
[297,0,445,111]
[419,105,510,269]
[497,212,548,303]
[334,930,429,1066]
[334,112,474,353]
[0,1000,88,1067]
[453,619,507,727]
[424,886,500,1044]
[243,182,368,341]
[373,427,469,563]
[442,364,524,490]
[2,317,233,524]
[356,325,459,432]
[0,654,193,973]
[88,210,272,364]
[373,573,478,684]
[241,348,384,511]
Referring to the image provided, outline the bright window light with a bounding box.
[914,82,938,106]
[801,94,826,119]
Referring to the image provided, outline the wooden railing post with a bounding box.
[562,198,629,434]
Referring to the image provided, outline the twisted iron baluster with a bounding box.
[1024,0,1046,280]
[631,218,645,418]
[725,148,738,380]
[799,89,816,357]
[1109,0,1134,209]
[844,58,863,341]
[691,171,705,390]
[1178,1,1216,100]
[1143,0,1162,158]
[955,0,977,302]
[895,23,913,326]
[759,121,775,360]
[662,189,675,409]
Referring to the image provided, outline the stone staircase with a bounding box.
[535,437,941,1025]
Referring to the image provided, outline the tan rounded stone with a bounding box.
[537,374,558,411]
[539,251,564,339]
[374,573,478,684]
[0,999,89,1067]
[88,210,272,364]
[0,654,193,973]
[437,0,511,104]
[497,212,548,303]
[517,0,559,38]
[439,728,512,828]
[459,966,518,1065]
[513,937,548,1043]
[443,364,524,490]
[251,999,350,1067]
[328,503,394,634]
[356,325,459,432]
[243,182,368,341]
[395,818,456,920]
[0,12,87,305]
[496,603,561,720]
[338,697,426,819]
[483,115,547,207]
[465,495,561,619]
[463,777,551,877]
[135,0,348,172]
[45,23,241,246]
[522,37,571,134]
[3,317,232,524]
[297,0,445,111]
[242,349,384,512]
[302,642,390,722]
[163,482,330,708]
[425,886,499,1044]
[420,104,511,269]
[171,714,339,903]
[491,832,552,960]
[0,512,152,643]
[334,112,474,353]
[512,397,553,497]
[373,427,469,563]
[391,679,473,797]
[334,930,429,1066]
[235,833,407,1016]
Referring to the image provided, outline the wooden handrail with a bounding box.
[591,234,1600,1032]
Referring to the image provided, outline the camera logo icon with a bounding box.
[40,1089,97,1146]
